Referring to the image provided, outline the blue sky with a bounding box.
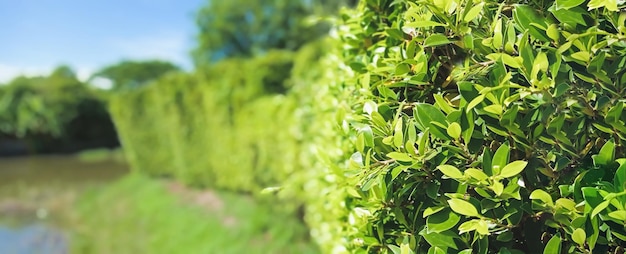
[0,0,206,83]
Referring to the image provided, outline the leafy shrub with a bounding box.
[338,0,625,253]
[109,50,302,192]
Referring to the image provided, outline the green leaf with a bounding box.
[588,0,618,11]
[448,198,480,217]
[615,162,626,189]
[608,211,626,221]
[394,118,404,148]
[437,165,463,179]
[427,209,461,233]
[550,7,587,26]
[491,180,504,196]
[403,20,446,28]
[530,189,554,206]
[395,63,411,75]
[571,51,590,63]
[591,200,610,218]
[465,168,489,181]
[492,143,510,175]
[420,230,459,250]
[605,102,624,124]
[582,187,603,207]
[433,94,455,114]
[447,122,462,140]
[476,219,489,235]
[593,141,615,167]
[427,246,446,254]
[499,161,528,178]
[513,5,550,42]
[543,234,561,254]
[387,152,413,162]
[466,94,485,112]
[464,3,484,22]
[486,53,521,68]
[458,219,479,234]
[401,240,412,254]
[414,103,448,140]
[387,28,405,40]
[389,245,401,254]
[424,206,445,218]
[556,0,585,9]
[424,34,452,47]
[572,228,586,246]
[533,52,549,77]
[500,106,519,127]
[459,219,489,235]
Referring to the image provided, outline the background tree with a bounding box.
[192,0,357,65]
[91,60,179,91]
[0,65,118,154]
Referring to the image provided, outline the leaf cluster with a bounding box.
[338,0,626,253]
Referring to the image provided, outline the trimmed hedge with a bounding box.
[339,0,626,253]
[110,50,297,191]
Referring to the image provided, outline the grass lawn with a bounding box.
[71,173,318,254]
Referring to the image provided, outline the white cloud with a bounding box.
[109,31,192,69]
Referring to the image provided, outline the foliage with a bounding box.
[338,0,626,253]
[72,173,318,254]
[192,0,356,64]
[91,60,179,91]
[0,66,118,153]
[0,66,87,137]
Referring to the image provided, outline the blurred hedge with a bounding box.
[110,50,294,189]
[109,41,355,252]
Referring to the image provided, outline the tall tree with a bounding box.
[91,60,179,91]
[192,0,356,65]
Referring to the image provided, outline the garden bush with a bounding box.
[109,50,300,191]
[338,0,626,253]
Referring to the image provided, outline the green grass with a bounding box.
[71,173,318,254]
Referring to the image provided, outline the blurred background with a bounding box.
[0,0,355,253]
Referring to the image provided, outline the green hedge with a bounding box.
[109,39,358,252]
[339,0,626,253]
[110,51,296,190]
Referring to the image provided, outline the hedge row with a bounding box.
[110,51,298,191]
[109,42,355,252]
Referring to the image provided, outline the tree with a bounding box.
[0,66,86,137]
[192,0,356,65]
[0,65,118,153]
[91,60,179,91]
